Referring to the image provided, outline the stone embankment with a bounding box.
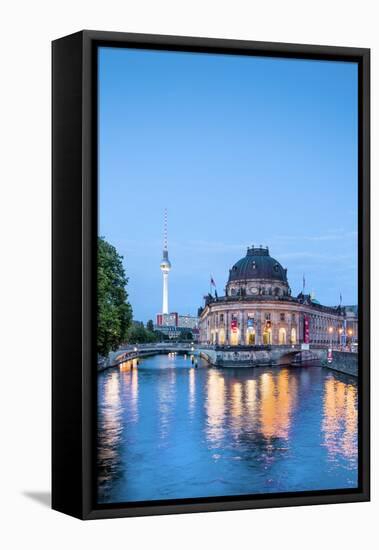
[321,350,358,377]
[200,346,358,376]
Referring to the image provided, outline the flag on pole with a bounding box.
[209,275,217,298]
[302,274,306,293]
[340,292,342,306]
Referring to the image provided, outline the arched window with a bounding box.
[230,330,239,346]
[279,327,286,345]
[246,329,256,345]
[263,328,272,345]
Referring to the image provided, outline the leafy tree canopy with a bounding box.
[97,237,132,356]
[126,322,160,344]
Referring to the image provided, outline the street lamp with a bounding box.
[338,327,343,349]
[348,328,353,350]
[328,326,333,350]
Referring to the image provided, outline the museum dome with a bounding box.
[228,246,288,283]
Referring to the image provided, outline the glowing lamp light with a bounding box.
[328,327,333,334]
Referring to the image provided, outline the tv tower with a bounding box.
[160,209,171,315]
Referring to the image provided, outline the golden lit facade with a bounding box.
[199,246,357,346]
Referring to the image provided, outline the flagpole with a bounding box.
[210,275,217,298]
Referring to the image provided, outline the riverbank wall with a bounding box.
[199,346,326,368]
[200,347,358,376]
[321,350,358,377]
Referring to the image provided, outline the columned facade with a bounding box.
[200,300,347,346]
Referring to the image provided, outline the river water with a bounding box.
[97,353,358,504]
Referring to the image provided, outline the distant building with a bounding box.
[155,312,199,341]
[178,314,199,329]
[156,312,178,327]
[154,325,182,339]
[199,246,358,347]
[156,312,199,328]
[344,306,359,346]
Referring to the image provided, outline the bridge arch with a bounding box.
[277,349,320,366]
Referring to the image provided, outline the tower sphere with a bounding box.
[160,258,171,272]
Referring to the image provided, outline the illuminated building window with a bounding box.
[279,327,286,344]
[263,327,272,344]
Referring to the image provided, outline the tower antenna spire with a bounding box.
[163,208,168,251]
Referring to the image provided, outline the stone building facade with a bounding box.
[199,246,357,347]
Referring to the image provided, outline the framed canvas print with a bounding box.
[52,30,370,519]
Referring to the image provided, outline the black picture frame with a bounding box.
[52,30,370,520]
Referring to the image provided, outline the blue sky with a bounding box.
[99,47,358,322]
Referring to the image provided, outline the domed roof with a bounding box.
[228,246,288,283]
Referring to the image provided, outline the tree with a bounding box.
[126,321,159,344]
[146,319,154,332]
[97,237,132,357]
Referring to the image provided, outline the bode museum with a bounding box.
[198,246,357,347]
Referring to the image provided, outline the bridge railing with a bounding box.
[118,342,196,350]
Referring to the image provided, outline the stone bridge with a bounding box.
[99,342,198,370]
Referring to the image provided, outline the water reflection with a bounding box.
[97,355,358,503]
[157,368,176,442]
[322,376,358,463]
[260,370,297,440]
[188,367,196,415]
[205,370,226,445]
[97,371,123,493]
[246,379,257,417]
[122,367,139,422]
